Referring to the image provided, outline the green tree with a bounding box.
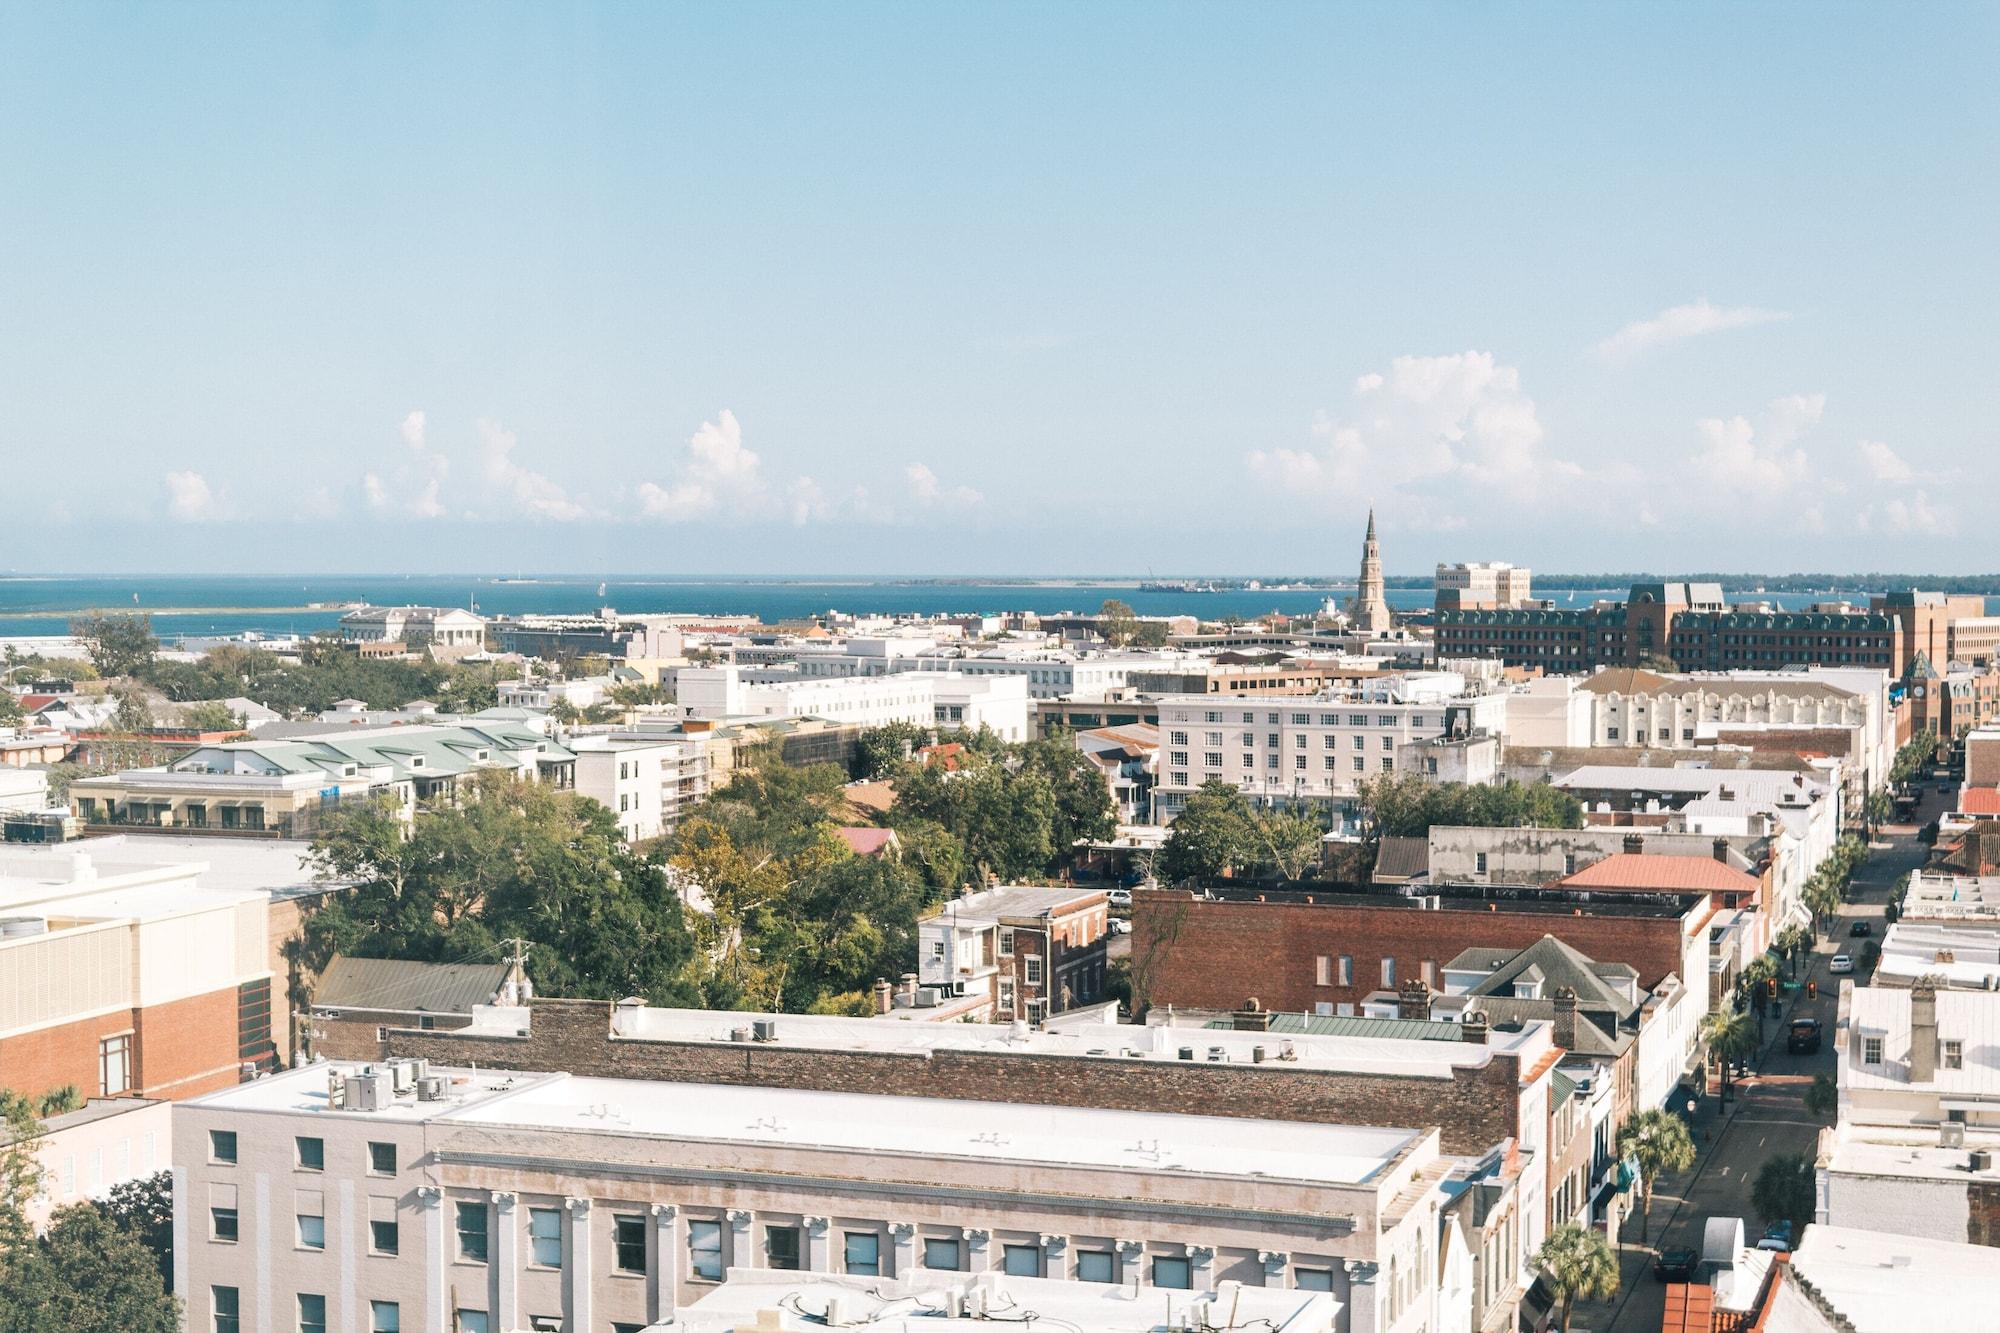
[68,614,158,679]
[110,687,155,735]
[1252,806,1326,880]
[856,721,934,780]
[1775,923,1812,980]
[1158,781,1256,882]
[547,698,581,725]
[0,693,20,726]
[1357,772,1583,840]
[1098,598,1139,648]
[1615,1109,1696,1242]
[1016,735,1117,853]
[33,1086,80,1117]
[0,1093,42,1257]
[99,1171,173,1289]
[605,680,673,709]
[0,1203,180,1332]
[1750,1152,1816,1239]
[177,700,244,733]
[1805,1072,1838,1119]
[1741,954,1781,1041]
[1703,1008,1758,1102]
[1131,620,1172,648]
[1891,730,1937,787]
[1534,1223,1619,1333]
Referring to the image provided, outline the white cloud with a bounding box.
[400,409,427,450]
[638,410,763,522]
[906,463,982,509]
[1248,351,1577,514]
[1691,414,1809,491]
[476,419,593,522]
[1593,299,1791,364]
[164,470,223,522]
[1858,490,1955,536]
[1859,439,1914,484]
[362,472,389,514]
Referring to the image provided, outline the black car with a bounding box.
[1849,921,1873,937]
[1653,1248,1700,1282]
[1788,1018,1824,1054]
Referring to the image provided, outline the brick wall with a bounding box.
[0,985,242,1104]
[386,998,1524,1155]
[1134,892,1695,1016]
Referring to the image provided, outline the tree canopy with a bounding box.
[1750,1152,1816,1237]
[68,614,158,679]
[1534,1224,1619,1333]
[1358,773,1583,839]
[1157,781,1333,883]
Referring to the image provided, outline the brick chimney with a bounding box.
[1623,833,1645,855]
[1910,977,1939,1083]
[1551,985,1579,1051]
[1713,837,1731,864]
[1232,997,1273,1033]
[872,977,893,1016]
[1460,1009,1489,1045]
[1398,978,1433,1021]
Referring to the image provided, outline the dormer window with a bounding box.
[409,757,424,768]
[1513,980,1541,999]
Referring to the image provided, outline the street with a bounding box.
[1581,787,1941,1333]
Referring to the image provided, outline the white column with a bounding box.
[169,1167,189,1318]
[1261,1250,1291,1288]
[728,1209,758,1270]
[804,1215,831,1272]
[966,1227,993,1273]
[492,1193,519,1333]
[566,1197,594,1333]
[417,1187,446,1333]
[1344,1259,1380,1331]
[1040,1234,1069,1281]
[650,1203,681,1322]
[1118,1238,1147,1286]
[890,1222,917,1279]
[1189,1244,1216,1290]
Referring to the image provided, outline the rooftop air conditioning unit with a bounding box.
[343,1072,391,1112]
[416,1075,447,1102]
[729,1027,752,1043]
[752,1017,778,1042]
[1971,1149,1994,1172]
[1942,1121,1967,1148]
[1206,1046,1228,1062]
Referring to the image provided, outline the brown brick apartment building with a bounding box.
[1133,881,1711,1019]
[1435,581,1907,674]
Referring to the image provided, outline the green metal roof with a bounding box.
[1202,1012,1468,1042]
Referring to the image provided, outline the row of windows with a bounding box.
[209,1130,395,1176]
[211,1289,633,1333]
[1166,756,1392,786]
[1183,712,1429,729]
[1313,955,1434,989]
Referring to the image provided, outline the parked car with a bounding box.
[1788,1018,1823,1054]
[1849,920,1873,937]
[1652,1248,1700,1282]
[1830,954,1855,974]
[1110,918,1133,935]
[1762,1220,1796,1248]
[1106,888,1133,909]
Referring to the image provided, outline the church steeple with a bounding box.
[1348,508,1393,634]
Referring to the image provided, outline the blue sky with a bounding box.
[1,3,1994,575]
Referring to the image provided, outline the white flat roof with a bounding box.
[592,1005,1535,1080]
[445,1071,1420,1186]
[1790,1223,2000,1332]
[673,1269,1339,1332]
[1845,986,2000,1095]
[191,1063,555,1123]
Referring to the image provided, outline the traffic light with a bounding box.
[1808,980,1818,999]
[1767,977,1778,999]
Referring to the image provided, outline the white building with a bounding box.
[1434,562,1532,609]
[337,606,488,656]
[794,641,1205,701]
[676,668,1028,741]
[1819,979,2000,1247]
[496,676,613,712]
[904,671,1030,743]
[569,735,709,843]
[17,1097,173,1230]
[1152,674,1502,820]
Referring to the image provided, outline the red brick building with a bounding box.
[1133,882,1712,1018]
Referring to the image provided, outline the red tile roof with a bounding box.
[833,827,897,857]
[1558,852,1760,894]
[1961,786,2000,817]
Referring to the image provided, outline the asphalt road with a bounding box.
[1579,788,1941,1333]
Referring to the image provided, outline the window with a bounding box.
[1378,716,1394,727]
[528,1206,563,1267]
[99,1034,131,1097]
[1315,955,1332,986]
[924,1237,961,1270]
[615,1213,646,1272]
[1294,733,1307,748]
[766,1225,801,1270]
[998,928,1014,957]
[1421,960,1436,986]
[528,1320,562,1333]
[1381,957,1397,987]
[296,1137,324,1171]
[1945,1039,1965,1071]
[298,1294,328,1333]
[1349,714,1365,726]
[1291,713,1310,725]
[1294,755,1306,770]
[1152,1255,1192,1289]
[1382,756,1394,772]
[1169,731,1189,746]
[1024,956,1043,986]
[1077,1249,1115,1282]
[1296,1267,1334,1291]
[298,1212,326,1250]
[212,1207,239,1242]
[456,1201,489,1262]
[456,1314,489,1333]
[1002,1243,1042,1276]
[213,1286,241,1333]
[1339,955,1353,986]
[1353,735,1365,749]
[1381,735,1393,750]
[845,1231,881,1275]
[371,1218,400,1255]
[1863,1037,1883,1065]
[370,1302,400,1333]
[1475,852,1488,873]
[689,1220,724,1280]
[368,1142,397,1175]
[1205,752,1223,768]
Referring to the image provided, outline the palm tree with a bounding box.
[1740,954,1781,1041]
[1775,923,1812,980]
[1802,869,1841,937]
[1535,1223,1620,1332]
[1615,1108,1696,1242]
[1703,1008,1758,1102]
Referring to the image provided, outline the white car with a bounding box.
[1829,954,1855,975]
[1106,888,1133,908]
[1110,918,1133,936]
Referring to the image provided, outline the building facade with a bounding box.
[916,885,1110,1021]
